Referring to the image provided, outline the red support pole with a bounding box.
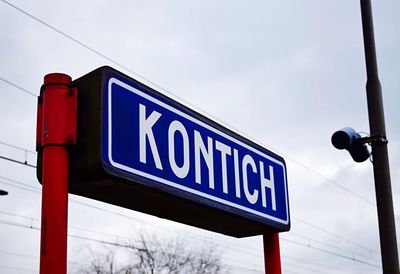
[263,233,282,274]
[38,73,77,274]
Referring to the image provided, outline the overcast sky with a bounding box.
[0,1,399,273]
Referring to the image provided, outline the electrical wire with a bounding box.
[2,77,380,230]
[0,56,387,216]
[0,217,380,273]
[284,158,377,207]
[288,231,380,263]
[0,205,381,271]
[0,207,340,273]
[0,250,80,268]
[0,250,37,259]
[0,0,184,104]
[0,265,36,273]
[282,255,335,272]
[0,73,381,211]
[0,76,37,97]
[0,0,390,215]
[0,1,389,271]
[281,237,381,269]
[0,85,389,215]
[0,162,383,264]
[292,217,380,256]
[0,228,302,274]
[0,140,36,154]
[0,219,274,274]
[0,175,39,191]
[0,175,376,264]
[0,183,362,267]
[0,154,36,168]
[0,181,39,195]
[281,261,327,274]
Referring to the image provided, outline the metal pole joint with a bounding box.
[36,73,77,149]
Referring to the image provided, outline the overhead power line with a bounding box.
[0,155,383,258]
[0,211,353,274]
[281,261,327,274]
[0,175,39,191]
[0,76,386,256]
[0,249,92,268]
[0,264,36,273]
[281,237,381,269]
[0,202,360,274]
[0,0,178,101]
[0,1,387,270]
[0,150,387,258]
[0,198,381,272]
[0,193,381,272]
[292,217,380,255]
[0,140,37,167]
[0,71,388,213]
[288,231,380,263]
[0,154,36,168]
[283,157,376,207]
[0,217,381,272]
[0,141,36,154]
[0,207,335,273]
[0,73,388,261]
[0,76,37,97]
[0,0,385,215]
[0,218,280,274]
[0,249,37,259]
[0,0,387,215]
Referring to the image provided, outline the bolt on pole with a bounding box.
[360,0,399,273]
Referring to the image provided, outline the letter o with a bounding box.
[168,120,190,178]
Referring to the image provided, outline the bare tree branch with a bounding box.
[76,232,228,274]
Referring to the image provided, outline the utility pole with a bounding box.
[360,1,399,273]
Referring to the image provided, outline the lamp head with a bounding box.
[331,127,370,163]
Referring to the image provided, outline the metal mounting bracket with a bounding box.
[356,134,388,145]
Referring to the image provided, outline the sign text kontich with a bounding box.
[104,76,289,230]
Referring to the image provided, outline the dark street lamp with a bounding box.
[360,0,399,273]
[0,189,8,196]
[332,1,399,273]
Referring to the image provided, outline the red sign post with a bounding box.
[37,73,77,274]
[264,233,282,273]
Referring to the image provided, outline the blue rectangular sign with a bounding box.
[101,74,290,231]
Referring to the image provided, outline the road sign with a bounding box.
[38,66,290,237]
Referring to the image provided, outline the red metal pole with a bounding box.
[38,73,77,274]
[263,233,282,274]
[40,146,69,273]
